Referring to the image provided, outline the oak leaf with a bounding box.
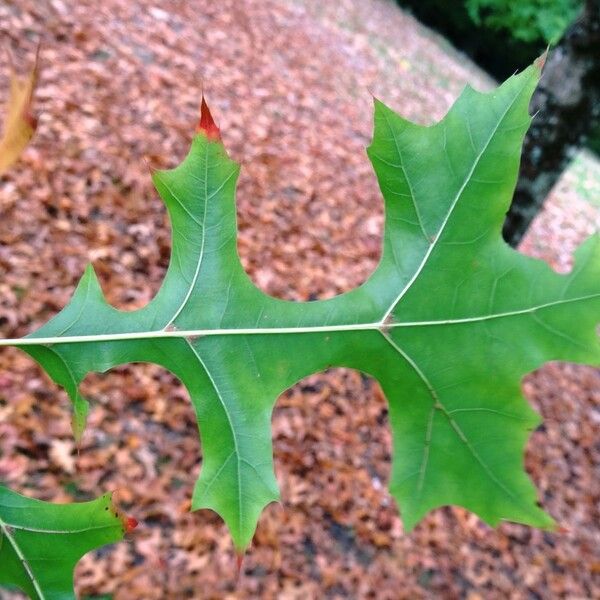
[1,64,598,553]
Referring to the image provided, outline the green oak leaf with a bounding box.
[1,64,598,551]
[0,486,133,599]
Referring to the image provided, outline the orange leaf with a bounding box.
[0,46,39,175]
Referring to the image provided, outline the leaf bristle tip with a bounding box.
[235,552,244,581]
[196,95,221,141]
[124,516,138,533]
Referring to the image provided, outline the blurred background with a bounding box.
[0,0,598,598]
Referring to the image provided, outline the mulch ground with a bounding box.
[0,0,599,598]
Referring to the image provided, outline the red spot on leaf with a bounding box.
[196,96,221,141]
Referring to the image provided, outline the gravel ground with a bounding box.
[0,0,599,598]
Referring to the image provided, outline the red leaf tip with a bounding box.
[235,552,244,582]
[124,516,138,533]
[197,96,221,141]
[534,50,548,71]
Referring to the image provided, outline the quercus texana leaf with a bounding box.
[0,64,598,553]
[0,486,134,599]
[0,47,39,175]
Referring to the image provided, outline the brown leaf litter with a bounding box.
[0,0,598,598]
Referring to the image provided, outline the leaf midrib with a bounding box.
[2,75,553,350]
[2,292,597,347]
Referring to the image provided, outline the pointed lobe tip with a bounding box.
[197,95,221,141]
[534,51,548,71]
[235,551,244,582]
[124,516,139,533]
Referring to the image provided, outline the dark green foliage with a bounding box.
[465,0,582,43]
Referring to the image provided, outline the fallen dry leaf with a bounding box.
[49,438,76,474]
[0,45,39,175]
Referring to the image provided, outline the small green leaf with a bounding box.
[0,61,598,552]
[0,486,130,599]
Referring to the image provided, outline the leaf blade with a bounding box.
[0,487,128,600]
[1,63,598,553]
